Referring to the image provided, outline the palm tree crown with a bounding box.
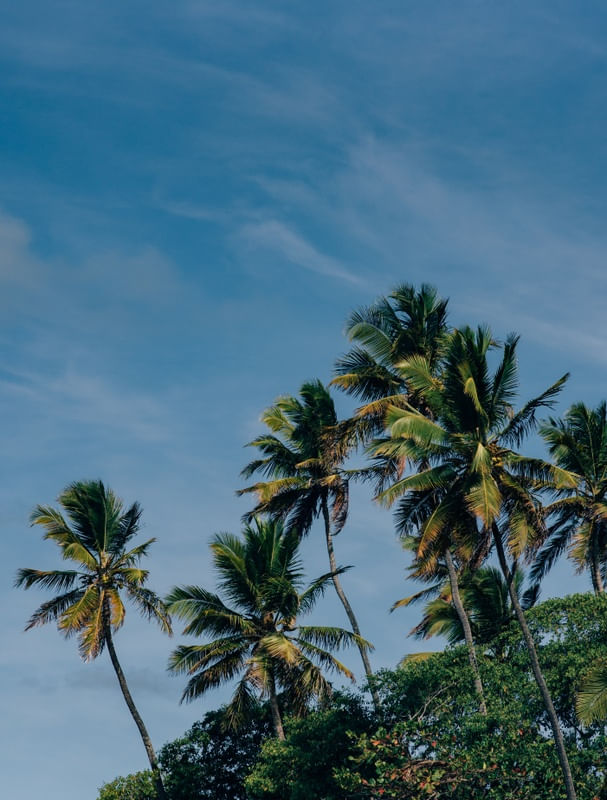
[238,379,347,537]
[332,284,450,469]
[166,518,369,739]
[333,282,449,409]
[534,402,607,593]
[16,479,171,658]
[377,326,569,554]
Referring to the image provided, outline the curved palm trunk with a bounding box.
[104,622,168,800]
[321,498,381,713]
[444,549,487,715]
[268,672,285,740]
[492,524,577,800]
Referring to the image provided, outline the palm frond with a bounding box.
[500,374,569,447]
[126,586,172,634]
[15,568,79,592]
[166,585,255,637]
[23,588,84,630]
[577,659,607,724]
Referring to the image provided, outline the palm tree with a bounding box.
[398,564,538,653]
[534,402,607,593]
[391,509,489,714]
[16,480,172,800]
[376,326,577,800]
[333,284,494,713]
[238,380,380,711]
[166,518,370,740]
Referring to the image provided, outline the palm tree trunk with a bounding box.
[444,548,487,715]
[492,523,577,800]
[268,672,285,740]
[321,497,381,713]
[104,621,168,800]
[591,536,604,594]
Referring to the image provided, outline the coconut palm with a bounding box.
[238,380,379,710]
[166,518,370,740]
[376,326,577,800]
[16,480,172,800]
[334,284,493,712]
[533,402,607,593]
[399,565,538,653]
[391,502,489,713]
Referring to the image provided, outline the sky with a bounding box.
[2,1,607,797]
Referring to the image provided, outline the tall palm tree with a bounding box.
[376,326,577,800]
[238,380,380,711]
[333,284,495,713]
[534,402,607,593]
[166,518,369,740]
[16,480,172,800]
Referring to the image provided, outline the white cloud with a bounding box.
[239,218,364,285]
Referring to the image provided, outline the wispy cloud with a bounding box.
[1,365,174,443]
[238,218,364,285]
[252,137,607,367]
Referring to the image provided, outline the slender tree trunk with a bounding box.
[444,548,487,715]
[321,497,381,713]
[591,535,604,594]
[104,621,168,800]
[268,672,285,740]
[492,523,577,800]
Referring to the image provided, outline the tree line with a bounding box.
[17,284,607,799]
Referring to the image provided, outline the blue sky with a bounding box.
[2,2,607,797]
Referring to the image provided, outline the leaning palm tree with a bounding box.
[376,326,577,800]
[16,480,172,800]
[166,518,370,740]
[238,380,379,711]
[533,402,607,593]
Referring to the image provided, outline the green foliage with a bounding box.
[245,694,372,800]
[98,705,272,800]
[336,594,607,799]
[98,772,156,800]
[159,705,272,800]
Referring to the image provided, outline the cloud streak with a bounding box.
[239,218,365,285]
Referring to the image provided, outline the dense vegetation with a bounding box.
[17,284,607,799]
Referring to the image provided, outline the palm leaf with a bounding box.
[577,659,607,724]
